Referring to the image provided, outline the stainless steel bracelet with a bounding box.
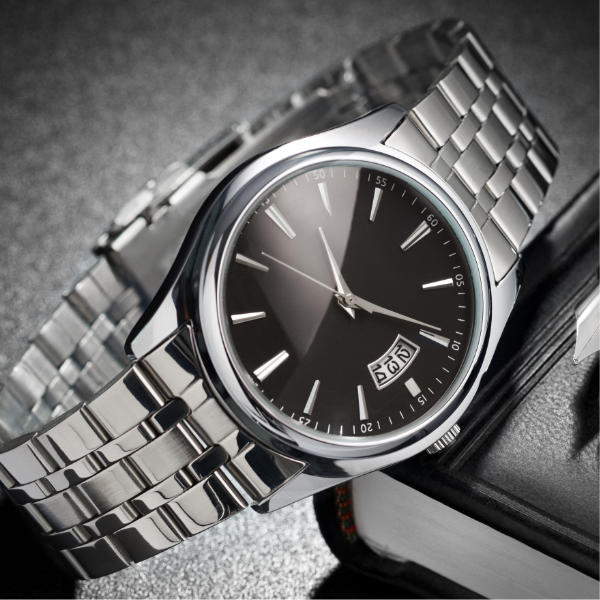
[0,320,307,578]
[0,19,557,578]
[381,20,558,280]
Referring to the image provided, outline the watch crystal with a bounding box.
[224,164,476,439]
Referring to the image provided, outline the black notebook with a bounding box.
[314,176,599,599]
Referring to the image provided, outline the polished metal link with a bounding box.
[0,18,556,578]
[62,469,246,579]
[0,326,302,576]
[380,20,558,280]
[1,324,304,577]
[0,257,143,449]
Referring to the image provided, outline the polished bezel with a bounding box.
[195,137,494,466]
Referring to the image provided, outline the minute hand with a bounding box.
[345,294,442,332]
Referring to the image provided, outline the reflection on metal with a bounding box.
[357,385,369,421]
[400,220,430,250]
[426,423,461,454]
[235,253,269,272]
[231,311,266,325]
[422,277,454,290]
[573,285,600,364]
[265,205,296,239]
[419,329,450,347]
[303,380,320,415]
[318,182,332,216]
[254,350,290,381]
[404,377,421,397]
[369,187,383,221]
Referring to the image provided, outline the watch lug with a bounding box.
[484,257,520,369]
[127,290,180,358]
[124,189,216,358]
[252,471,350,513]
[313,103,407,149]
[123,231,191,358]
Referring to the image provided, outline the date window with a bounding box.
[368,334,420,390]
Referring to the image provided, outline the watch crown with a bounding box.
[426,423,461,455]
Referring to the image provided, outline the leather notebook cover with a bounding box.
[314,175,599,599]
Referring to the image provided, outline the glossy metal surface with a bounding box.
[0,19,558,577]
[573,285,600,364]
[426,423,462,455]
[0,323,304,578]
[197,141,491,467]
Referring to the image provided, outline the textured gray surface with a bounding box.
[0,0,597,598]
[79,498,336,599]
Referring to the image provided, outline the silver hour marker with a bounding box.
[235,253,269,272]
[404,377,421,397]
[357,385,368,421]
[265,205,296,239]
[303,379,320,415]
[369,187,383,222]
[419,329,451,347]
[400,221,431,251]
[318,182,332,216]
[231,311,266,325]
[422,277,454,290]
[253,350,289,381]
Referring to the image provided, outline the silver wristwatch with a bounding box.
[0,20,558,579]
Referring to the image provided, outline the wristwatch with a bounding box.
[0,20,558,579]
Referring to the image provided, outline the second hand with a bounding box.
[261,251,338,294]
[261,250,441,332]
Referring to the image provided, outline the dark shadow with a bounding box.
[0,498,76,599]
[311,564,428,599]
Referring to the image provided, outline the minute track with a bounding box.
[225,163,476,438]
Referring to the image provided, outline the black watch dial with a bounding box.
[223,163,477,439]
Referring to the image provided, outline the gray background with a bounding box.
[0,0,597,598]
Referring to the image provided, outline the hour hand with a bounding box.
[318,227,355,319]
